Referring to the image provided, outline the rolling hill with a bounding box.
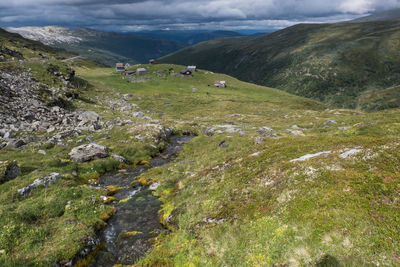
[6,26,186,66]
[160,17,400,110]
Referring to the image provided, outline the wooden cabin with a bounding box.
[187,65,197,72]
[149,59,159,65]
[214,81,226,88]
[180,69,192,76]
[116,63,125,72]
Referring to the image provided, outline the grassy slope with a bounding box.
[0,31,173,266]
[160,20,400,110]
[77,65,400,266]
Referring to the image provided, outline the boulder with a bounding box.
[285,129,304,136]
[78,111,99,123]
[257,126,277,137]
[204,127,215,136]
[69,143,109,163]
[5,139,26,148]
[0,160,21,184]
[17,172,62,197]
[112,154,128,164]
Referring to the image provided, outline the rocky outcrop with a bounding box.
[0,160,21,184]
[77,111,101,130]
[17,172,62,197]
[0,71,80,145]
[69,143,109,162]
[257,126,277,138]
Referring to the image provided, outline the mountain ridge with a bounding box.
[160,19,400,110]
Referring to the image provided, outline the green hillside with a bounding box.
[1,29,400,266]
[160,20,400,110]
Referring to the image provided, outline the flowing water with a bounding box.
[88,135,194,266]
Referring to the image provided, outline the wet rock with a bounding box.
[257,126,277,137]
[17,172,62,197]
[149,182,160,190]
[69,143,109,163]
[0,160,21,184]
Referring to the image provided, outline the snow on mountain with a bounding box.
[6,26,82,45]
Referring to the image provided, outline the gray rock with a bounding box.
[0,160,21,184]
[3,131,13,139]
[254,136,264,145]
[112,154,128,164]
[38,150,46,155]
[257,126,277,137]
[5,139,26,148]
[17,172,62,197]
[219,140,227,148]
[132,111,144,118]
[204,127,215,136]
[324,120,338,126]
[78,111,100,125]
[285,129,304,136]
[69,143,109,163]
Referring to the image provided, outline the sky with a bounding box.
[0,0,400,32]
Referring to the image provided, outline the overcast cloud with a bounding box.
[1,0,400,31]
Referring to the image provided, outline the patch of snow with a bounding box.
[6,26,83,45]
[290,151,331,162]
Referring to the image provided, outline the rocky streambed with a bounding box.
[87,135,193,266]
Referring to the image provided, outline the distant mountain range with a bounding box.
[6,27,249,66]
[160,10,400,110]
[6,26,186,66]
[137,30,244,45]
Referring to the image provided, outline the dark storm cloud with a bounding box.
[1,0,400,30]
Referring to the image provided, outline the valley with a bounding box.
[161,18,400,111]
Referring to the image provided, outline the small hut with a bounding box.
[136,68,147,75]
[214,81,226,88]
[180,69,192,76]
[149,59,159,65]
[187,65,197,72]
[116,63,125,72]
[125,63,131,69]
